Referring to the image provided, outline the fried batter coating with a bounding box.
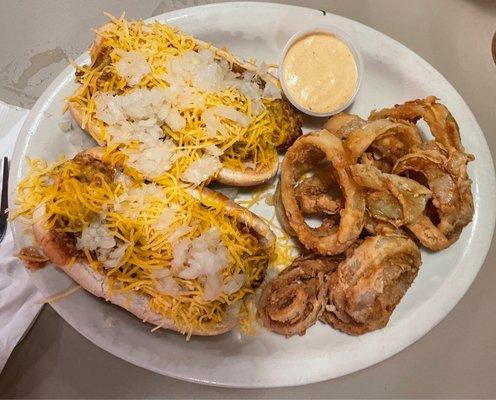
[369,96,464,152]
[321,235,421,335]
[280,130,365,255]
[259,254,341,336]
[393,141,474,250]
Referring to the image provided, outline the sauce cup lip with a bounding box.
[278,26,363,118]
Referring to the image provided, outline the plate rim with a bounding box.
[8,1,496,388]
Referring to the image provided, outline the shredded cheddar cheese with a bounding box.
[237,182,298,271]
[13,15,303,337]
[14,157,271,335]
[40,285,81,304]
[68,15,301,186]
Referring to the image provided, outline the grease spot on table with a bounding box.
[0,47,68,107]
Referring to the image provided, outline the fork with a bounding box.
[493,32,496,65]
[0,157,9,243]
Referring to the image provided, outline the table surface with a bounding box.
[1,0,495,398]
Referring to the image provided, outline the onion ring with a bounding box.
[350,164,432,227]
[258,254,341,336]
[359,152,393,173]
[363,212,405,236]
[369,96,464,152]
[275,166,343,241]
[274,180,296,237]
[324,112,366,139]
[321,235,421,335]
[393,141,474,250]
[345,119,423,163]
[294,165,343,216]
[280,130,365,255]
[349,163,451,249]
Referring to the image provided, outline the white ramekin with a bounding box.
[278,26,364,118]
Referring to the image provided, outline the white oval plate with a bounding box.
[9,2,496,388]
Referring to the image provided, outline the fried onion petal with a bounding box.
[369,96,465,152]
[280,130,365,255]
[259,254,341,336]
[393,141,474,249]
[345,119,423,163]
[321,235,421,335]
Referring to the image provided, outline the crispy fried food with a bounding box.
[393,141,474,250]
[358,152,393,173]
[294,165,343,216]
[321,235,421,335]
[369,96,464,152]
[324,112,366,139]
[274,166,343,242]
[350,163,432,226]
[280,130,365,255]
[16,247,50,271]
[351,163,441,246]
[363,212,405,236]
[325,113,422,174]
[345,119,423,165]
[259,254,341,336]
[268,97,474,338]
[274,180,297,237]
